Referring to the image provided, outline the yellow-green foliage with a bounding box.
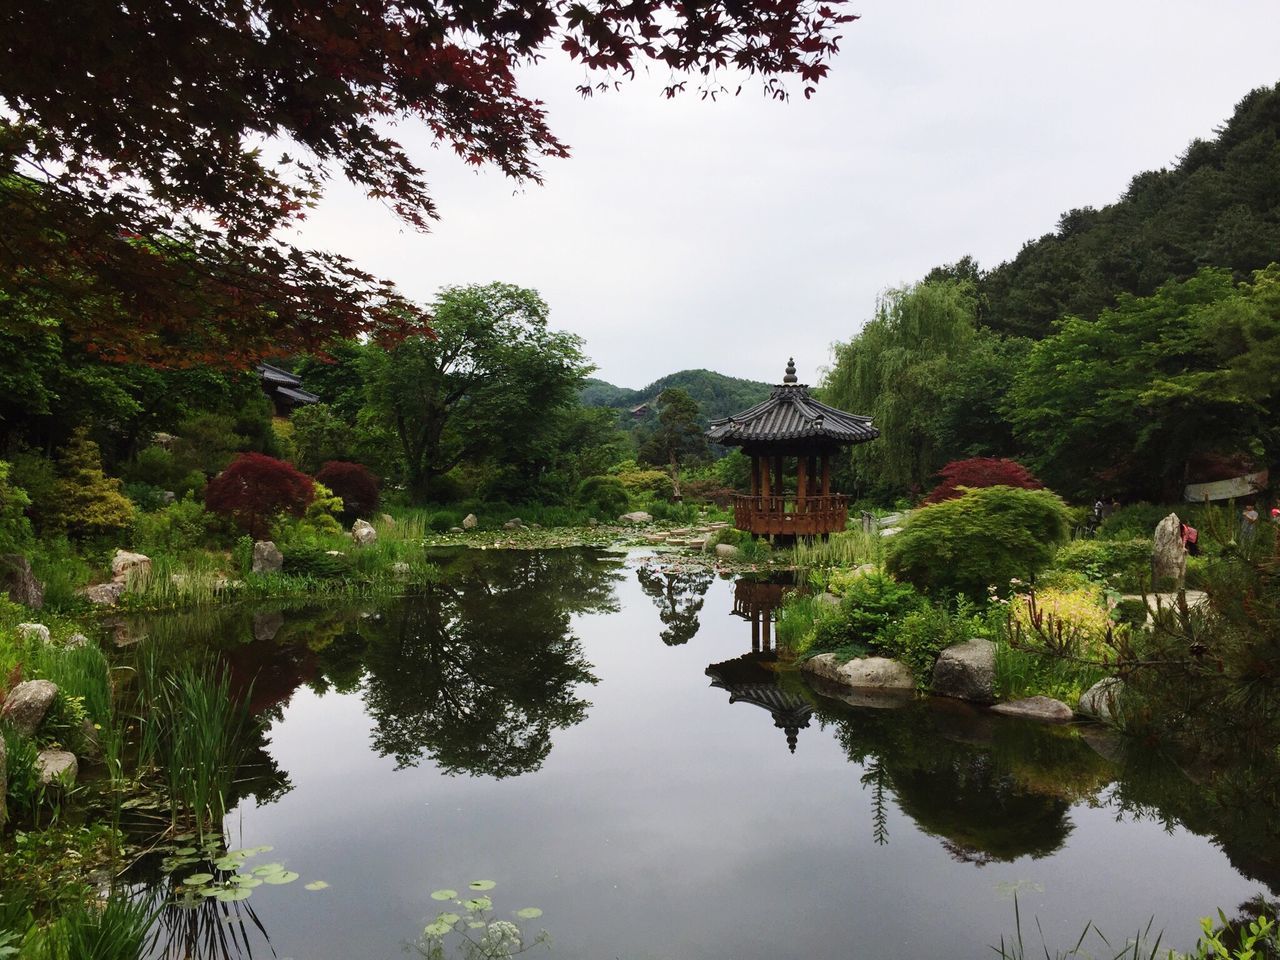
[301,481,344,535]
[1009,584,1115,656]
[50,428,134,540]
[610,460,674,499]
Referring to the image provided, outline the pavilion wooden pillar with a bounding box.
[821,452,831,497]
[750,456,760,497]
[762,610,772,651]
[796,455,808,512]
[773,455,784,504]
[751,611,760,653]
[807,454,818,498]
[760,454,770,500]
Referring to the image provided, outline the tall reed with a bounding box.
[23,894,155,960]
[789,528,883,569]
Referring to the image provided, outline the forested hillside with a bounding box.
[582,369,770,423]
[937,83,1280,338]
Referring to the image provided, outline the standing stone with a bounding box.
[462,513,479,530]
[352,519,378,545]
[930,639,997,703]
[1,679,58,736]
[110,550,152,583]
[252,540,283,574]
[36,750,77,786]
[1078,678,1125,722]
[0,554,44,609]
[1152,513,1186,587]
[16,623,50,645]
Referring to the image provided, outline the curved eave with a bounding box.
[707,386,879,445]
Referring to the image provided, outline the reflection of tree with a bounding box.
[359,550,618,777]
[636,564,713,645]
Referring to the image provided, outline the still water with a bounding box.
[129,549,1271,959]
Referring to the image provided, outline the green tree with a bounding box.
[638,388,707,499]
[50,428,134,540]
[362,283,589,501]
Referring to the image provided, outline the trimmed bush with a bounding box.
[885,485,1071,598]
[205,453,315,539]
[1097,503,1174,541]
[923,457,1043,504]
[1051,537,1152,589]
[50,428,134,540]
[576,476,629,519]
[131,499,217,555]
[811,571,921,657]
[316,461,380,522]
[280,544,354,579]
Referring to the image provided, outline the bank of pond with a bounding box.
[1,547,1277,959]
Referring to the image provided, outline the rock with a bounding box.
[989,696,1073,724]
[36,750,77,786]
[449,526,464,533]
[392,561,411,575]
[84,581,125,605]
[1152,513,1186,586]
[0,736,6,829]
[380,513,395,526]
[714,543,740,559]
[65,633,89,650]
[16,623,50,645]
[879,527,902,537]
[352,519,377,545]
[503,519,524,530]
[151,432,177,448]
[530,522,542,530]
[1078,678,1125,722]
[930,638,996,703]
[805,675,914,710]
[252,540,283,574]
[0,554,44,609]
[587,518,599,527]
[324,550,345,557]
[619,511,653,524]
[802,653,916,690]
[110,549,151,583]
[462,513,479,530]
[1,679,58,736]
[815,592,842,609]
[252,611,284,642]
[161,490,176,505]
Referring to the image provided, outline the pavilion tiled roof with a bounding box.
[705,358,879,446]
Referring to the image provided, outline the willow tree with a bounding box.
[823,280,979,496]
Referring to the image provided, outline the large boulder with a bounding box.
[65,633,89,649]
[0,554,44,609]
[110,549,152,583]
[352,519,377,545]
[252,610,284,642]
[930,638,997,703]
[1,679,58,737]
[16,623,50,645]
[251,540,283,574]
[619,511,653,524]
[462,513,478,530]
[714,543,740,559]
[503,519,524,530]
[1152,513,1186,586]
[83,581,125,605]
[802,653,915,690]
[1078,678,1125,722]
[989,695,1073,724]
[36,749,77,786]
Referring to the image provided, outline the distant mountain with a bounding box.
[582,369,771,423]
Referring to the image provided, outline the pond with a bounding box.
[122,549,1274,959]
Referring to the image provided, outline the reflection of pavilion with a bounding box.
[732,577,789,653]
[706,653,814,753]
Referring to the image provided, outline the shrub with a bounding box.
[173,412,247,476]
[290,403,350,473]
[575,476,629,519]
[281,544,354,579]
[1111,597,1148,630]
[299,481,344,535]
[131,499,216,555]
[316,461,380,522]
[1097,503,1174,541]
[0,460,33,553]
[50,428,134,540]
[1051,537,1152,589]
[8,452,58,533]
[885,485,1071,599]
[205,453,315,538]
[880,598,993,687]
[1008,585,1114,658]
[922,457,1043,504]
[680,477,736,507]
[611,461,675,500]
[124,445,184,490]
[811,571,921,657]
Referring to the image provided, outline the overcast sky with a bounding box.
[291,0,1280,390]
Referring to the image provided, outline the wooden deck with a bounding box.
[731,494,848,537]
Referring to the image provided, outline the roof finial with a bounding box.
[783,357,797,384]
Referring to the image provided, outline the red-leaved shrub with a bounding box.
[205,453,315,538]
[315,461,380,522]
[923,458,1044,504]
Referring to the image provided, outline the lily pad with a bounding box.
[174,847,197,855]
[304,881,329,891]
[468,880,497,891]
[252,863,285,877]
[515,908,543,920]
[216,888,253,902]
[430,889,457,901]
[264,871,299,885]
[198,887,221,898]
[423,920,454,937]
[464,896,492,912]
[436,912,461,926]
[231,876,262,888]
[214,857,243,871]
[183,873,215,886]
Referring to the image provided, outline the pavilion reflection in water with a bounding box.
[706,576,813,753]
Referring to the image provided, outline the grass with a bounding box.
[994,636,1105,707]
[20,894,155,960]
[789,528,882,569]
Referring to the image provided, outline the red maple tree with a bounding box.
[316,461,380,522]
[922,458,1044,504]
[205,453,316,539]
[0,0,858,366]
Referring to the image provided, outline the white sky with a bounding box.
[291,0,1280,389]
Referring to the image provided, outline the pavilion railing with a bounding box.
[731,494,849,537]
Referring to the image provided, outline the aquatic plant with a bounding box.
[20,894,154,960]
[418,881,549,960]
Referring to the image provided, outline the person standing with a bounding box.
[1242,503,1259,544]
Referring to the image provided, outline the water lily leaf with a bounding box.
[198,887,220,897]
[174,847,197,855]
[468,880,496,891]
[465,897,492,912]
[252,863,285,877]
[423,920,453,937]
[214,857,242,871]
[436,912,460,926]
[232,876,262,888]
[515,908,543,920]
[216,888,253,902]
[430,889,457,901]
[249,845,274,854]
[183,873,215,886]
[304,881,329,891]
[264,871,299,885]
[468,921,486,929]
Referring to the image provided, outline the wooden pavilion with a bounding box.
[706,358,878,538]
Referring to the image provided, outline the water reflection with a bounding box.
[635,561,713,645]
